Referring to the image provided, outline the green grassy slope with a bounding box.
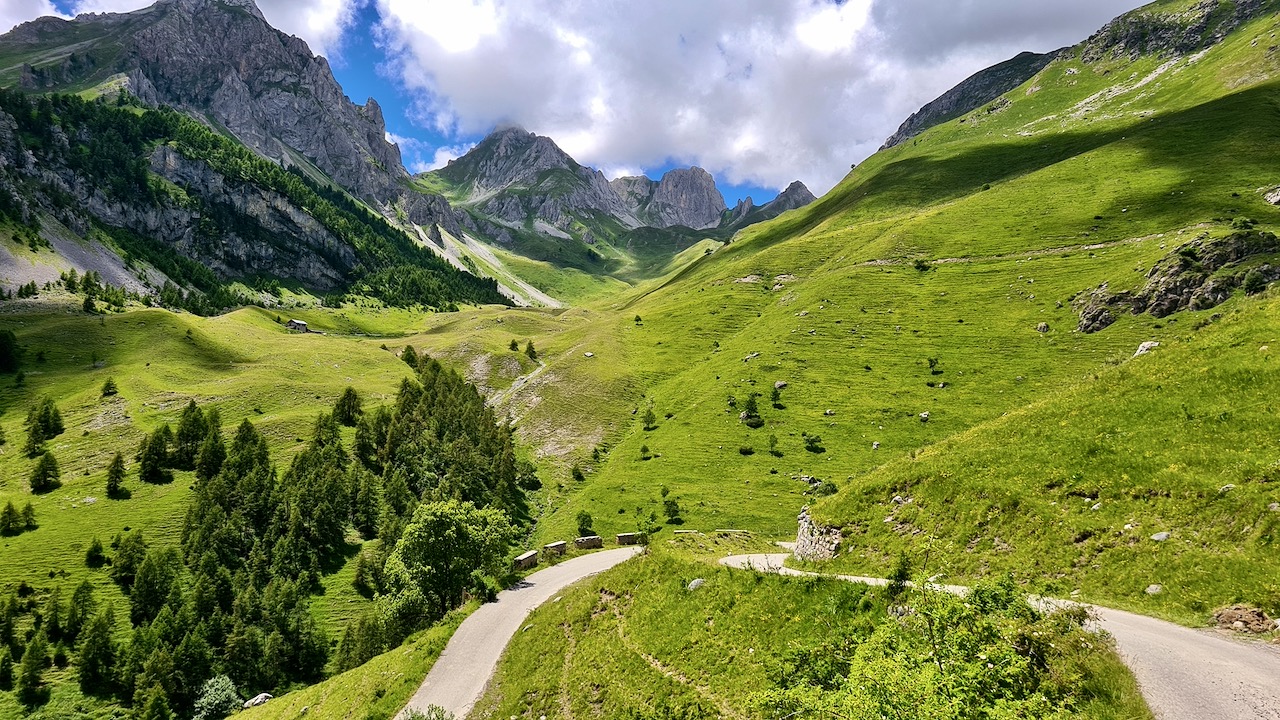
[516,6,1280,609]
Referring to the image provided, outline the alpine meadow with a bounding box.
[1,1,1279,719]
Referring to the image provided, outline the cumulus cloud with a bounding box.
[1,0,65,34]
[36,0,359,58]
[376,0,1144,194]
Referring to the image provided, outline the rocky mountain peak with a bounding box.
[610,166,727,230]
[437,126,584,198]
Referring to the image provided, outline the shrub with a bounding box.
[576,510,594,537]
[192,675,241,720]
[662,499,681,524]
[803,434,826,454]
[85,538,107,568]
[101,377,118,396]
[509,339,519,351]
[739,445,755,455]
[1244,268,1268,295]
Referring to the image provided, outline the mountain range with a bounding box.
[0,0,814,307]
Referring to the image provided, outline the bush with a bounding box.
[101,377,118,396]
[1244,268,1268,295]
[576,510,594,537]
[803,434,826,454]
[192,675,241,720]
[85,538,107,568]
[739,445,755,455]
[662,499,681,524]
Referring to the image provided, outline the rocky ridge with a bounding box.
[724,180,817,230]
[610,167,727,230]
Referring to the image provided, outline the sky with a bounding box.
[6,0,1147,205]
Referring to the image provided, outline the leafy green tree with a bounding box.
[642,404,657,431]
[111,530,148,589]
[663,499,682,524]
[334,386,363,426]
[0,329,20,373]
[194,409,225,482]
[101,377,119,397]
[192,675,240,720]
[576,510,594,537]
[742,393,764,428]
[382,500,517,634]
[16,629,48,705]
[29,451,60,493]
[106,452,128,499]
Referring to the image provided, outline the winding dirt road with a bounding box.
[722,553,1280,720]
[397,547,644,720]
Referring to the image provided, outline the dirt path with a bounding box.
[722,553,1280,720]
[397,548,644,720]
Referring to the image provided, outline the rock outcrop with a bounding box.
[793,507,841,561]
[1081,0,1269,63]
[1074,229,1280,333]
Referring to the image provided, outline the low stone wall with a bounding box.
[575,535,603,549]
[793,506,841,560]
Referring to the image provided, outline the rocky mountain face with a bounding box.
[882,51,1059,149]
[436,127,634,231]
[4,0,420,205]
[610,167,726,230]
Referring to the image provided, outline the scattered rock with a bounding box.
[872,441,880,450]
[1270,503,1280,513]
[584,352,595,358]
[243,693,273,709]
[1214,605,1274,633]
[774,380,788,389]
[1150,531,1171,542]
[735,275,762,284]
[743,352,761,363]
[824,409,835,416]
[1134,341,1160,357]
[919,411,930,423]
[892,495,905,505]
[1036,322,1050,333]
[687,578,705,591]
[1145,584,1163,595]
[1219,484,1235,494]
[1091,502,1102,511]
[1267,188,1280,206]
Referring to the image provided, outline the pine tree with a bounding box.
[29,451,60,493]
[65,580,95,642]
[16,629,48,705]
[524,340,537,360]
[137,683,175,720]
[333,386,363,426]
[41,587,62,642]
[194,409,225,483]
[77,606,116,694]
[21,502,35,529]
[401,345,418,367]
[106,452,127,499]
[101,377,119,397]
[139,426,172,484]
[0,646,12,690]
[0,501,19,535]
[173,401,208,470]
[508,339,519,351]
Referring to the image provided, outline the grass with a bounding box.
[809,289,1280,626]
[471,538,1151,720]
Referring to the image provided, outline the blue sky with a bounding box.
[29,0,1145,205]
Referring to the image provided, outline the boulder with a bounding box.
[687,578,705,591]
[1134,341,1160,357]
[1150,531,1171,542]
[774,380,788,389]
[1145,584,1163,595]
[1036,322,1050,333]
[244,693,273,709]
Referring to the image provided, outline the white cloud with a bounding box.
[376,0,1145,194]
[420,143,475,173]
[54,0,357,58]
[1,0,64,34]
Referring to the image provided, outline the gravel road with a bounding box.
[397,547,644,719]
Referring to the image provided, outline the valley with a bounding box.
[2,0,1280,719]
